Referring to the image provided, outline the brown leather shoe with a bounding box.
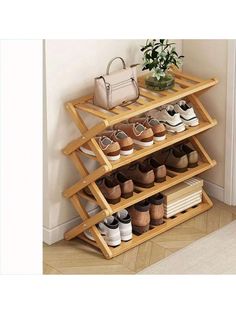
[156,148,188,172]
[128,200,150,234]
[125,162,155,188]
[149,193,164,226]
[84,176,121,204]
[129,116,166,141]
[112,171,134,198]
[113,122,153,147]
[143,157,167,182]
[179,143,199,168]
[101,129,134,156]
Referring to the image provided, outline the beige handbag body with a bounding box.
[93,57,139,110]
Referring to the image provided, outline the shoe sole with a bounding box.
[120,148,134,156]
[132,224,150,235]
[150,218,164,226]
[106,197,121,204]
[133,180,154,188]
[167,165,188,173]
[133,139,154,147]
[121,191,133,199]
[188,162,198,168]
[154,134,166,141]
[164,123,185,133]
[183,118,199,127]
[121,234,133,241]
[80,146,120,161]
[155,176,166,183]
[106,239,121,247]
[83,231,95,241]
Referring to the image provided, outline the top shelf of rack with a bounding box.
[68,69,218,126]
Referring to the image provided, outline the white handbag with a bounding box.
[93,57,139,110]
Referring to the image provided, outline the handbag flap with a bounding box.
[102,67,137,86]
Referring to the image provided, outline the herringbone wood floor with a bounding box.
[43,198,236,274]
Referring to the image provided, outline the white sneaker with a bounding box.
[116,209,132,241]
[148,105,185,133]
[174,100,199,127]
[98,216,121,247]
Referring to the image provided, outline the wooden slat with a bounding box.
[77,103,112,119]
[111,106,128,114]
[174,77,194,88]
[172,85,183,91]
[171,70,204,83]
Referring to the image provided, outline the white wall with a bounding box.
[183,40,228,192]
[44,39,182,244]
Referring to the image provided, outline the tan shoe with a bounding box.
[80,136,120,161]
[101,129,133,156]
[112,171,134,198]
[84,176,121,204]
[113,122,153,147]
[179,143,199,168]
[129,116,166,141]
[125,162,155,188]
[149,193,164,226]
[143,157,167,182]
[156,148,188,172]
[128,200,150,234]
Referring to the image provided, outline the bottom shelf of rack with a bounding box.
[78,190,213,259]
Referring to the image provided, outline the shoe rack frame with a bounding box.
[62,68,218,259]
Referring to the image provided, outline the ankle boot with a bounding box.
[128,200,150,235]
[149,193,164,226]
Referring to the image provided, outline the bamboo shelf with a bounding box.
[62,68,218,259]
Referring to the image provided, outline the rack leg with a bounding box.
[65,195,113,259]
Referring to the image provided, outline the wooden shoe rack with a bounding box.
[62,68,218,259]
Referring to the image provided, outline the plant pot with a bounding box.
[145,73,175,91]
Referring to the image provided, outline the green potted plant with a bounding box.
[141,39,184,91]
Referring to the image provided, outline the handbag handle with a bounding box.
[106,57,126,75]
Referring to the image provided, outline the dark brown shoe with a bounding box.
[84,176,121,204]
[112,171,134,199]
[143,157,167,182]
[149,193,164,226]
[125,162,155,188]
[128,200,150,235]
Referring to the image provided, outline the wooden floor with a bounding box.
[43,198,236,274]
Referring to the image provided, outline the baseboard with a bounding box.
[43,216,81,245]
[203,180,224,202]
[43,206,100,245]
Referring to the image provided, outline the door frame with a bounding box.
[224,40,236,205]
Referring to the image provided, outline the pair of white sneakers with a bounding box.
[148,100,199,133]
[84,209,132,247]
